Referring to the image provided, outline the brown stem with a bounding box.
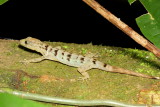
[82,0,160,58]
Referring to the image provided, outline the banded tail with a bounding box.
[96,61,159,79]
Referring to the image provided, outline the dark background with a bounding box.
[0,0,147,49]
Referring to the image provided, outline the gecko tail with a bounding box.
[98,62,159,79]
[111,66,159,79]
[155,77,160,79]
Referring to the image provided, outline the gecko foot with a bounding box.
[19,60,30,65]
[77,77,90,81]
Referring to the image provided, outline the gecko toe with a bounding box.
[77,77,89,81]
[19,60,29,65]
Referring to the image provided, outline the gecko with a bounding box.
[19,37,159,80]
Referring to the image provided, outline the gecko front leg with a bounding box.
[20,56,46,64]
[77,64,93,81]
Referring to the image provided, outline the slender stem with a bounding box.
[0,88,149,107]
[82,0,160,58]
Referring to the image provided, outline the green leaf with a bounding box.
[0,93,51,107]
[128,0,137,5]
[0,0,8,5]
[136,14,160,48]
[135,0,160,48]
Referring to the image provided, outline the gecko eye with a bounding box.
[24,41,28,44]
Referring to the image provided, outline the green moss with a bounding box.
[0,39,160,106]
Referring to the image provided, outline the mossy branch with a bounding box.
[82,0,160,58]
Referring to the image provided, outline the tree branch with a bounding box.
[82,0,160,58]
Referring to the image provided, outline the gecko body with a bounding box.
[20,37,159,80]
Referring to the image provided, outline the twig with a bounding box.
[82,0,160,58]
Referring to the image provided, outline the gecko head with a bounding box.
[20,37,45,53]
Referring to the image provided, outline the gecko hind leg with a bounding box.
[77,64,93,81]
[20,56,46,64]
